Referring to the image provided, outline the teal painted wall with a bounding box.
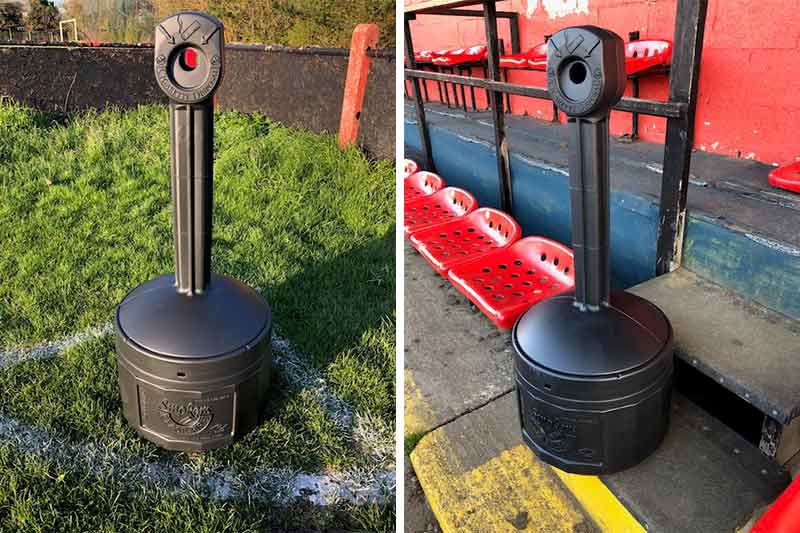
[405,118,657,289]
[406,119,800,320]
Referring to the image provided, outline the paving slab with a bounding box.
[411,392,606,533]
[404,241,514,434]
[412,391,789,533]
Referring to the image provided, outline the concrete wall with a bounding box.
[0,44,394,159]
[406,0,798,166]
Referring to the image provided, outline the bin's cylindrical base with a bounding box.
[115,274,272,452]
[513,290,673,474]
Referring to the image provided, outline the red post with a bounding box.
[338,23,380,149]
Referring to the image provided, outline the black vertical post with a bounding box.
[655,0,708,275]
[404,14,434,171]
[630,76,640,139]
[499,38,511,113]
[483,0,513,213]
[170,100,213,294]
[468,67,477,111]
[628,32,640,140]
[569,115,611,309]
[457,66,467,111]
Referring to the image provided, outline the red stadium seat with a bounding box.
[768,162,800,193]
[409,207,521,275]
[431,45,487,67]
[403,159,419,179]
[448,237,575,329]
[752,476,800,533]
[625,40,672,75]
[404,187,477,236]
[499,43,547,70]
[404,171,444,203]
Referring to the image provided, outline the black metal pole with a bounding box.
[482,0,513,213]
[509,13,520,54]
[655,0,708,275]
[457,66,467,111]
[404,14,434,171]
[170,100,213,294]
[499,38,511,112]
[404,67,687,117]
[467,67,477,111]
[568,114,611,309]
[631,76,640,139]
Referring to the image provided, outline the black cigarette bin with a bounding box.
[114,12,273,452]
[512,26,674,475]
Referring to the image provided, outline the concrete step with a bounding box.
[629,269,800,462]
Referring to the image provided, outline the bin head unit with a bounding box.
[115,12,273,452]
[513,26,674,475]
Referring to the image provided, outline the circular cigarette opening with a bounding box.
[558,58,592,103]
[569,61,587,84]
[170,45,206,90]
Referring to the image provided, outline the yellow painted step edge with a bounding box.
[412,426,645,533]
[550,467,645,533]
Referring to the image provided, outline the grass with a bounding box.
[0,104,395,531]
[404,431,427,458]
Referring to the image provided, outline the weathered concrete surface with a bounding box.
[405,250,789,532]
[405,460,442,533]
[630,269,800,424]
[0,45,394,159]
[410,393,603,533]
[411,390,788,533]
[404,241,514,434]
[602,393,789,532]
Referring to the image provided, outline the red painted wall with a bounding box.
[407,0,800,166]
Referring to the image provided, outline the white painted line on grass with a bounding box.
[0,322,114,370]
[0,323,395,506]
[0,412,394,505]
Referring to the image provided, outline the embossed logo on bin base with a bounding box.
[159,399,214,435]
[139,386,233,440]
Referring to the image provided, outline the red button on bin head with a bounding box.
[404,187,477,236]
[404,171,444,204]
[182,47,198,69]
[409,207,521,275]
[448,237,575,329]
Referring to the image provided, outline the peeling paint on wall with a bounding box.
[408,0,800,164]
[541,0,590,19]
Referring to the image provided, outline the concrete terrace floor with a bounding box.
[403,240,790,532]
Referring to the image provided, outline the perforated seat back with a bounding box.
[404,187,478,235]
[448,236,575,329]
[404,159,419,179]
[404,171,445,203]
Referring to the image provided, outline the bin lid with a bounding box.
[116,273,271,359]
[513,290,671,377]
